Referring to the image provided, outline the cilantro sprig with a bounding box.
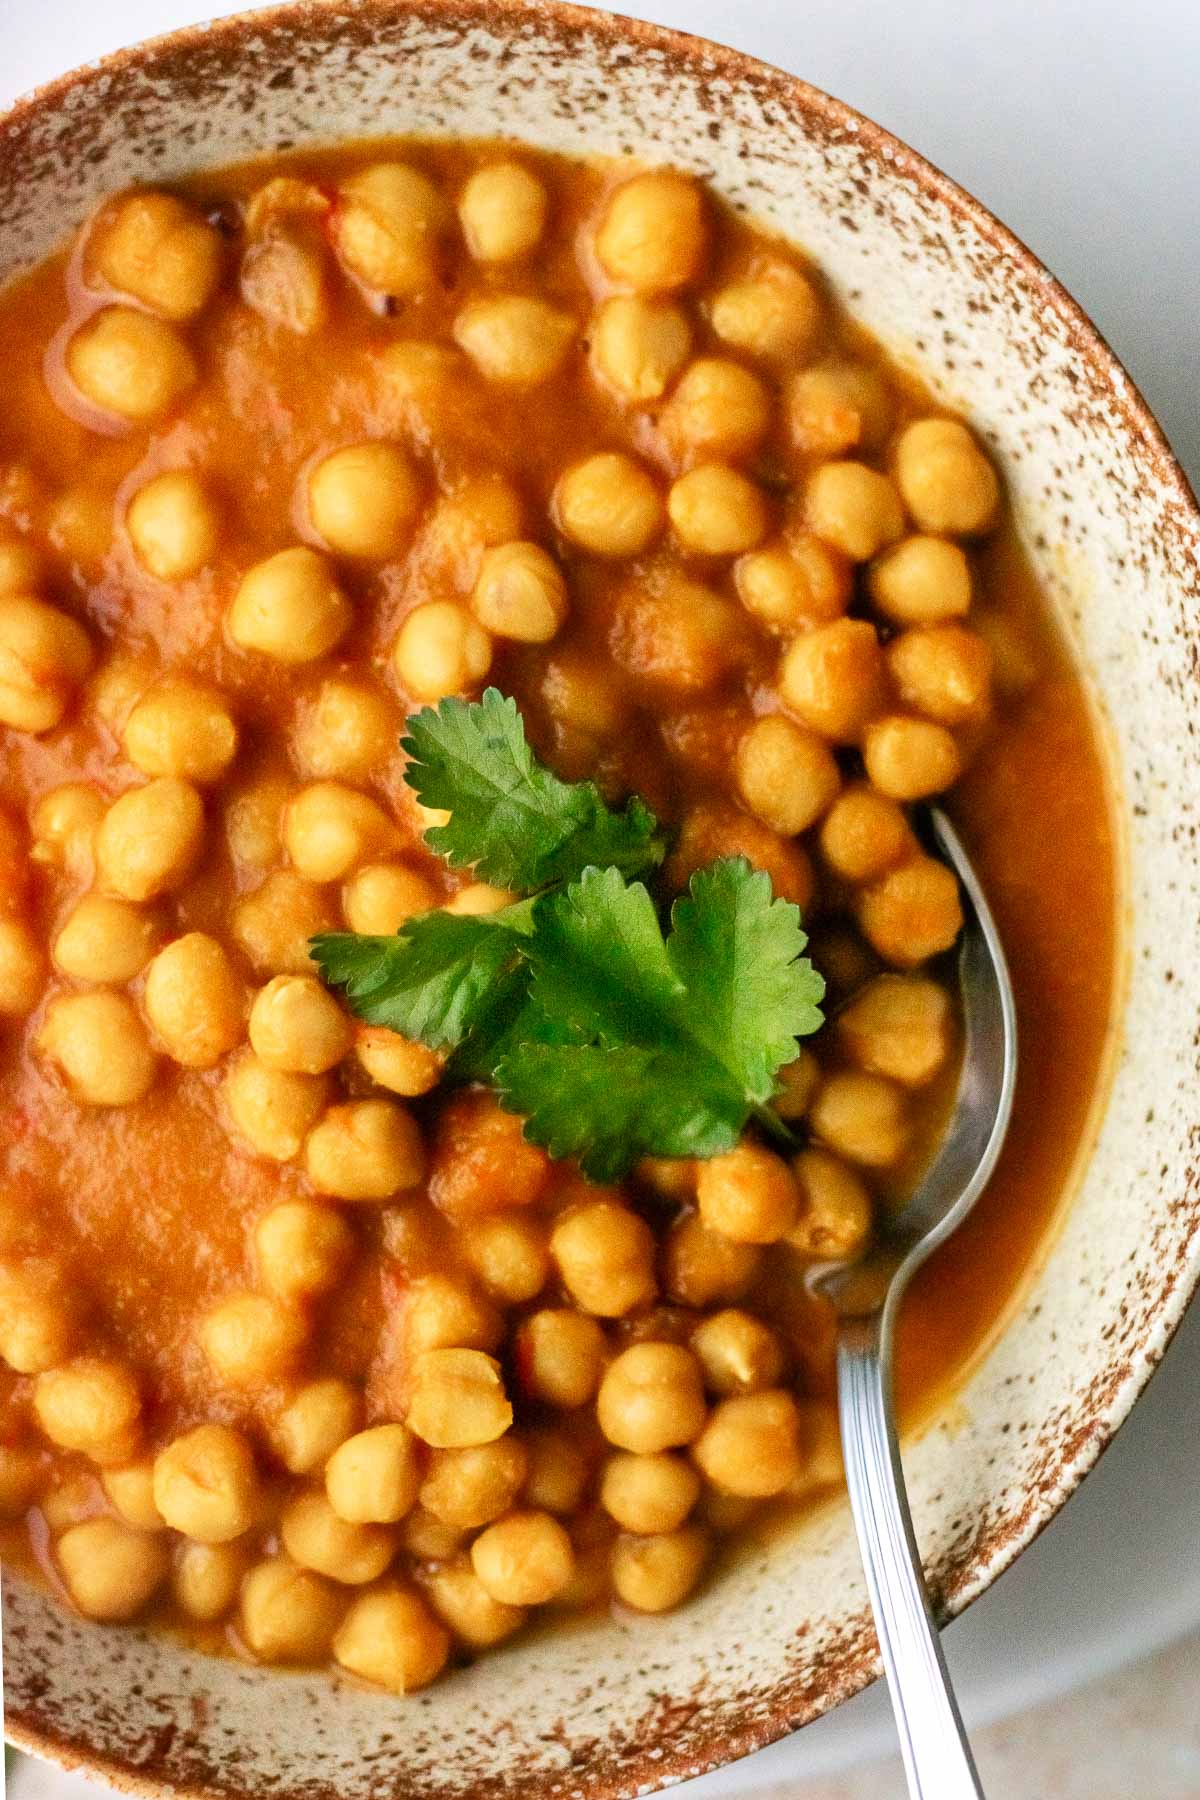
[313,690,825,1180]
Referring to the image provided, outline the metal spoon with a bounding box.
[812,806,1017,1800]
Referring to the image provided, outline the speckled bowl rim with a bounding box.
[2,1,1198,1794]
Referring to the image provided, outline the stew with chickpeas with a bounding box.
[0,139,1117,1694]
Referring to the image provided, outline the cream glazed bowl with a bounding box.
[3,2,1199,1795]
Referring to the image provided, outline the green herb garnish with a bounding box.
[313,689,824,1180]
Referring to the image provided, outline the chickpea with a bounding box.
[692,1389,803,1496]
[402,1506,466,1561]
[514,1309,606,1410]
[659,359,771,465]
[101,1459,163,1531]
[333,1586,450,1692]
[333,162,448,293]
[405,1348,512,1448]
[200,1292,307,1387]
[453,295,576,385]
[459,1213,549,1305]
[611,1524,707,1612]
[894,418,999,536]
[95,777,204,901]
[428,1089,550,1221]
[40,1470,99,1533]
[458,161,547,262]
[810,1070,909,1168]
[65,307,196,423]
[227,547,351,664]
[174,1541,248,1621]
[863,715,962,801]
[449,883,521,920]
[521,1428,591,1516]
[471,1509,574,1606]
[554,453,663,558]
[401,1275,501,1362]
[696,1142,800,1245]
[248,975,350,1076]
[805,461,905,562]
[308,443,423,561]
[326,1425,421,1525]
[231,870,336,975]
[540,649,629,739]
[419,475,526,589]
[778,617,885,744]
[30,783,105,880]
[711,262,821,361]
[787,1148,872,1261]
[601,1452,700,1535]
[123,678,238,784]
[241,230,330,337]
[86,647,155,732]
[789,361,893,457]
[340,865,437,937]
[471,541,568,643]
[636,1157,696,1202]
[37,991,157,1106]
[269,1378,363,1476]
[594,171,706,293]
[144,932,244,1068]
[393,600,493,702]
[0,917,44,1013]
[734,536,851,634]
[610,575,744,694]
[690,1311,784,1397]
[551,1199,657,1317]
[662,1212,761,1307]
[34,1357,141,1462]
[590,295,691,401]
[240,1557,345,1662]
[89,190,221,321]
[355,1026,442,1097]
[223,773,292,872]
[256,1201,354,1302]
[283,782,397,885]
[57,1517,168,1621]
[734,714,840,838]
[0,592,94,732]
[281,1490,396,1583]
[597,1343,707,1454]
[305,1099,425,1200]
[867,534,971,625]
[292,678,395,783]
[668,464,767,556]
[0,534,43,596]
[887,624,993,725]
[419,1437,527,1530]
[424,1556,526,1648]
[818,784,911,883]
[0,1445,45,1516]
[771,1051,819,1122]
[838,973,952,1087]
[857,855,963,967]
[126,471,219,581]
[0,1260,76,1373]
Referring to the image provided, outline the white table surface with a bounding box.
[3,0,1200,1786]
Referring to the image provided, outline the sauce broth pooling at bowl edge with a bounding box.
[0,142,1116,1691]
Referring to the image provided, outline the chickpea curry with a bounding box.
[0,140,1117,1693]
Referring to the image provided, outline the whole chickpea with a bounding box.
[57,1517,168,1621]
[199,1292,307,1387]
[0,1260,77,1373]
[305,1099,426,1200]
[343,864,439,935]
[326,1424,421,1525]
[428,1089,550,1221]
[37,991,157,1106]
[240,1557,345,1662]
[609,575,743,694]
[690,1310,784,1396]
[805,461,905,562]
[392,601,492,702]
[886,624,993,725]
[789,361,893,457]
[255,1200,355,1301]
[126,471,220,580]
[0,917,45,1014]
[778,617,885,744]
[143,932,244,1068]
[249,975,351,1074]
[867,534,972,625]
[281,1490,396,1584]
[173,1541,249,1623]
[123,677,238,783]
[292,679,396,782]
[513,1309,607,1409]
[34,1356,141,1462]
[227,547,352,664]
[818,785,912,884]
[471,541,568,642]
[223,774,292,873]
[30,783,105,881]
[65,307,197,423]
[787,1147,873,1261]
[659,359,771,466]
[600,1452,700,1535]
[333,1586,450,1692]
[595,171,707,293]
[241,231,329,338]
[668,464,767,556]
[691,1389,804,1496]
[837,973,952,1086]
[153,1424,261,1542]
[735,535,850,633]
[550,1199,657,1317]
[423,1556,526,1649]
[710,263,822,362]
[596,1343,707,1454]
[101,1459,163,1531]
[418,1437,527,1530]
[520,1428,591,1516]
[611,1524,708,1612]
[355,1026,443,1097]
[459,1212,549,1305]
[589,295,691,401]
[454,296,576,385]
[809,1070,909,1167]
[89,191,222,321]
[0,593,94,733]
[470,1509,574,1606]
[554,453,663,558]
[231,870,336,976]
[696,1142,800,1245]
[862,715,962,801]
[857,855,964,967]
[735,714,840,836]
[662,1213,761,1308]
[307,443,423,561]
[332,163,449,295]
[269,1378,363,1476]
[458,161,547,263]
[284,782,397,884]
[894,418,1000,535]
[401,1273,502,1360]
[94,777,205,901]
[666,799,814,910]
[405,1348,512,1449]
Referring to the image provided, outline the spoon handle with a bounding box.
[837,1313,985,1800]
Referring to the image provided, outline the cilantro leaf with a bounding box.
[401,688,667,891]
[493,859,824,1180]
[311,904,534,1052]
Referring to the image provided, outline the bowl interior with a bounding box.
[3,5,1200,1797]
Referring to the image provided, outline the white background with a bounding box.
[3,0,1200,1784]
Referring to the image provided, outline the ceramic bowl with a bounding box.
[3,4,1199,1796]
